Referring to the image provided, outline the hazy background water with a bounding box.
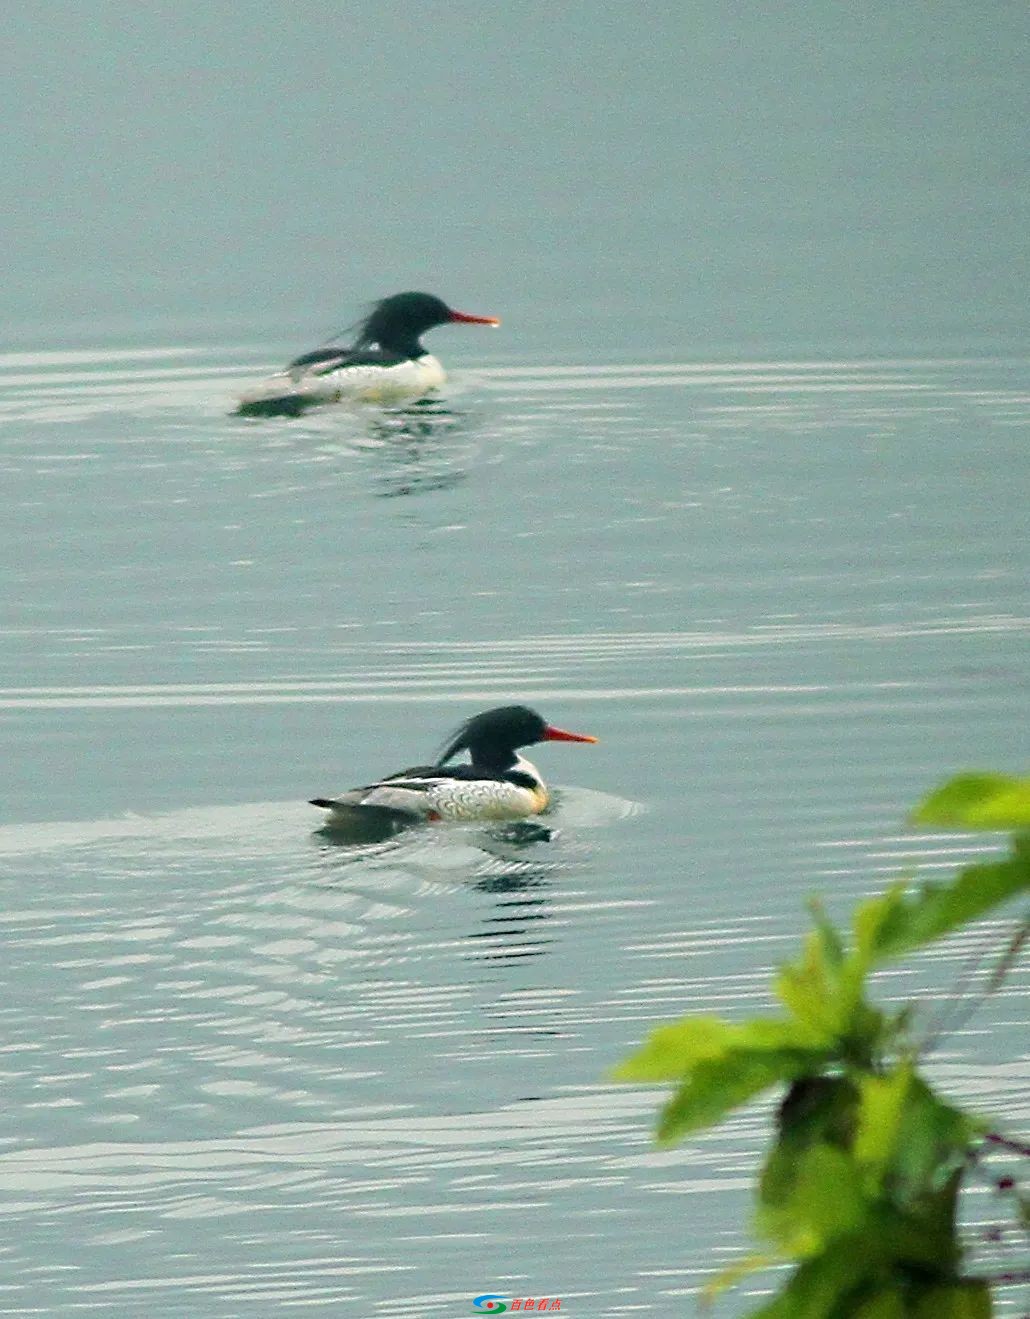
[2,4,1028,1316]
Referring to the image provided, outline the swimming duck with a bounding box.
[236,291,499,416]
[310,705,597,823]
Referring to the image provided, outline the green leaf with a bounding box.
[886,1174,962,1272]
[761,1078,860,1230]
[656,1047,828,1144]
[851,884,907,971]
[856,1071,967,1271]
[775,894,900,1058]
[912,772,1030,829]
[612,1015,820,1083]
[744,1235,878,1318]
[614,1014,836,1145]
[775,929,845,1039]
[840,885,908,1021]
[702,1250,783,1302]
[807,898,845,967]
[774,1075,859,1147]
[889,1081,971,1206]
[850,1290,908,1319]
[854,1066,969,1206]
[862,856,1030,966]
[853,1065,914,1190]
[912,1282,992,1319]
[611,1017,739,1082]
[757,1143,868,1254]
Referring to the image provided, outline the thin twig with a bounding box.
[984,1131,1030,1160]
[919,926,996,1053]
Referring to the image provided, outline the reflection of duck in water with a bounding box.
[367,397,472,500]
[310,705,597,827]
[236,291,499,417]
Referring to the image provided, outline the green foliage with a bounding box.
[654,1047,830,1146]
[912,1284,992,1319]
[861,853,1030,966]
[612,1017,832,1142]
[911,773,1030,829]
[745,1236,879,1318]
[612,1016,823,1083]
[616,773,1030,1317]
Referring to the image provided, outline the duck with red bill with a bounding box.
[235,290,500,417]
[310,705,599,825]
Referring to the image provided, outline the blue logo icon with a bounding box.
[473,1298,509,1314]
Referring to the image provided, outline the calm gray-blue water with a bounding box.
[2,3,1029,1314]
[1,336,1027,1315]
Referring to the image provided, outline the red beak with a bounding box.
[542,724,598,744]
[448,309,501,326]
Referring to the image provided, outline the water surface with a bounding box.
[0,340,1027,1314]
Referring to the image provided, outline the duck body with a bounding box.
[313,754,549,822]
[236,292,498,417]
[237,349,446,415]
[311,705,597,826]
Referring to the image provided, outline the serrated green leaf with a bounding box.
[912,772,1030,830]
[656,1047,828,1144]
[612,1015,820,1083]
[912,1281,992,1319]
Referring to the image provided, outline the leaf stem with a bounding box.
[983,1131,1030,1159]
